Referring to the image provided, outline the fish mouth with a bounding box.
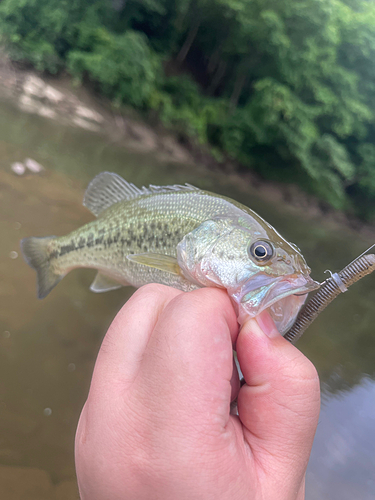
[233,274,320,334]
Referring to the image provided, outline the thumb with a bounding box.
[236,310,320,489]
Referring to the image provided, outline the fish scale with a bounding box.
[48,189,251,290]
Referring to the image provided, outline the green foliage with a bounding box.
[0,0,110,72]
[68,30,161,108]
[2,0,375,219]
[149,75,227,142]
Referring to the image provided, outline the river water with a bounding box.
[0,98,374,499]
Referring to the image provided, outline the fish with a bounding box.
[21,172,319,334]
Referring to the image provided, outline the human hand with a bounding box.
[75,284,320,500]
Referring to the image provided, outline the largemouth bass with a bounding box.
[21,172,319,334]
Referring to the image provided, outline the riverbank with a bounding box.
[1,53,374,242]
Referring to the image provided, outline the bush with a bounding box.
[68,29,161,108]
[149,75,227,142]
[0,0,109,73]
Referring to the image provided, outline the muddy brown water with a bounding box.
[0,98,374,499]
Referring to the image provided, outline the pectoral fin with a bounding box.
[90,272,124,293]
[127,253,180,275]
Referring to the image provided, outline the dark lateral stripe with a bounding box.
[50,232,123,258]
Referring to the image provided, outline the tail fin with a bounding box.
[21,236,63,299]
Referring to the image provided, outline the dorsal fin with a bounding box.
[83,172,200,216]
[147,183,199,194]
[83,172,147,216]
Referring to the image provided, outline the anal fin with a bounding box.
[90,272,125,293]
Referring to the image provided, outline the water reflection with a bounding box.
[0,99,374,498]
[307,379,375,500]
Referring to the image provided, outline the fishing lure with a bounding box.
[285,245,375,343]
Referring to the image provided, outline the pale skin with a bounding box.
[75,284,320,500]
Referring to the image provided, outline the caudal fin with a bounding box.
[21,236,63,299]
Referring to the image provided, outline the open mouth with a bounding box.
[234,274,320,334]
[267,294,309,334]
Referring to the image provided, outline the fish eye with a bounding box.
[249,240,274,264]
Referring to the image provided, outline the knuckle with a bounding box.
[187,287,232,317]
[122,283,182,313]
[298,357,320,386]
[281,352,321,403]
[287,351,319,384]
[168,287,237,337]
[136,282,176,299]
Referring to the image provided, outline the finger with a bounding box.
[236,310,320,489]
[76,284,183,499]
[230,354,240,402]
[76,286,238,499]
[91,284,182,391]
[138,287,238,422]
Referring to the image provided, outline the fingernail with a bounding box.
[256,310,280,339]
